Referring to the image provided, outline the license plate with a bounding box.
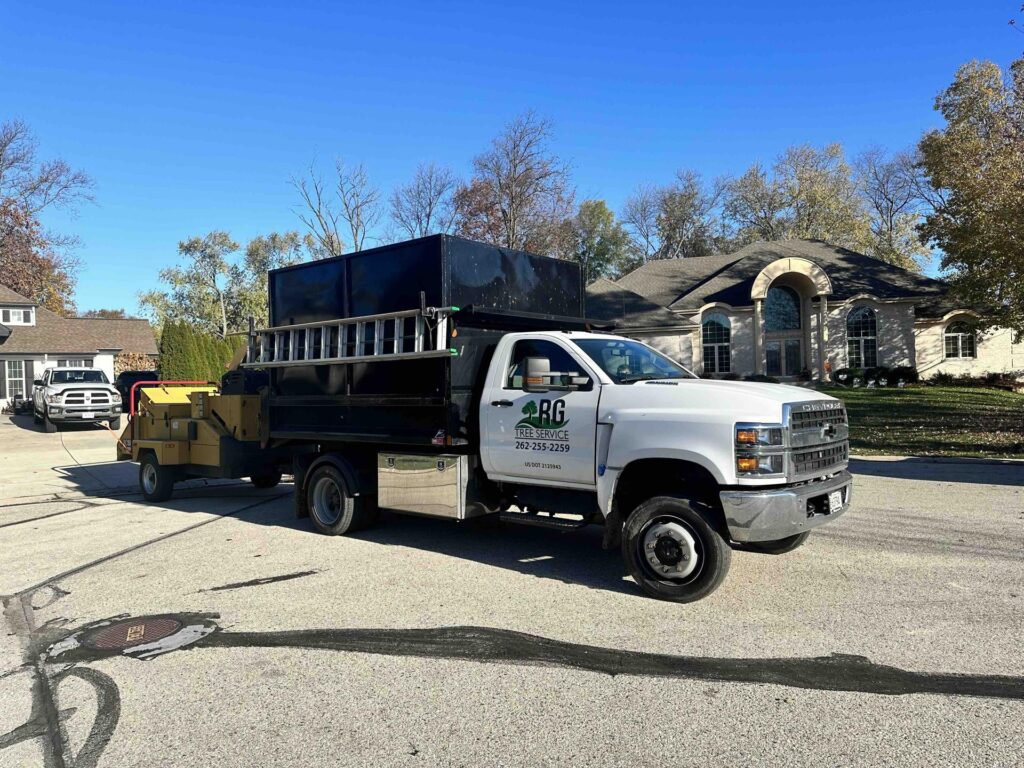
[80,411,95,419]
[828,490,843,513]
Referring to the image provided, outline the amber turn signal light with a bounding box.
[736,457,760,472]
[736,429,759,444]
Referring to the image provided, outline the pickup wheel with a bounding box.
[33,407,42,425]
[109,416,122,431]
[741,532,810,555]
[622,496,731,603]
[306,464,375,535]
[139,453,175,502]
[42,412,57,433]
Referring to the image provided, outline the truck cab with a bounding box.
[478,331,851,601]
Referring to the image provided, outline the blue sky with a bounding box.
[2,1,1021,313]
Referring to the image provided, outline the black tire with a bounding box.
[109,416,122,431]
[250,471,282,489]
[741,531,810,555]
[139,453,175,502]
[43,413,57,433]
[622,496,732,603]
[305,464,376,535]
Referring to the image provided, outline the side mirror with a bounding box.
[523,357,585,393]
[33,379,42,386]
[523,357,552,393]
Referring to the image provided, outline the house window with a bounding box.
[702,312,731,374]
[846,306,878,368]
[58,359,92,367]
[944,322,976,359]
[1,308,33,325]
[6,360,24,399]
[765,286,801,331]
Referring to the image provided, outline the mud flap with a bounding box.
[601,500,623,550]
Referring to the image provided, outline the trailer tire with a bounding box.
[741,531,810,555]
[250,471,282,489]
[306,464,374,535]
[139,453,175,502]
[622,495,731,603]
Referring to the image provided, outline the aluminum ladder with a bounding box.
[241,303,458,369]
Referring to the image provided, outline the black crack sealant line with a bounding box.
[4,608,1024,766]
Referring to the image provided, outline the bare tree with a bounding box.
[622,171,729,262]
[854,148,931,270]
[464,111,574,253]
[0,119,94,215]
[292,164,345,258]
[293,159,382,254]
[335,160,382,252]
[390,163,458,239]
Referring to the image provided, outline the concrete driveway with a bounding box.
[1,416,1022,767]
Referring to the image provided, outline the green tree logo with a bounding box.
[516,399,568,429]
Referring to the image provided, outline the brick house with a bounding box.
[0,285,158,407]
[587,240,1024,381]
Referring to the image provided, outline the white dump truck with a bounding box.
[126,235,852,602]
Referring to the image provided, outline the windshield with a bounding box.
[52,369,109,384]
[572,338,694,383]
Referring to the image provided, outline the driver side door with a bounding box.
[482,338,600,487]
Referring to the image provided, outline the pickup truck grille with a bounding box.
[786,400,849,480]
[792,443,848,475]
[789,405,847,431]
[62,390,113,406]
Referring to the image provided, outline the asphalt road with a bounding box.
[1,415,1022,767]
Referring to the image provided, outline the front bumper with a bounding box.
[720,471,852,543]
[47,406,121,422]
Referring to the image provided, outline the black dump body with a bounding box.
[265,234,585,448]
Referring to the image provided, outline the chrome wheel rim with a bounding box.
[142,463,158,495]
[638,516,702,583]
[311,476,343,526]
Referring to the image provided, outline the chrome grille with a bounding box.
[792,443,848,475]
[786,400,849,480]
[63,390,112,405]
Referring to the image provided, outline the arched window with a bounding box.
[702,312,731,374]
[846,306,877,368]
[944,322,976,359]
[764,285,801,331]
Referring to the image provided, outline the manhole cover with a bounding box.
[82,618,184,650]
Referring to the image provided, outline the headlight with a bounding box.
[735,453,785,475]
[735,424,783,447]
[735,422,786,477]
[45,393,62,404]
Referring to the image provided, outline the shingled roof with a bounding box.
[586,278,696,331]
[0,286,157,355]
[616,240,954,317]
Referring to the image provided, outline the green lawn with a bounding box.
[819,385,1024,458]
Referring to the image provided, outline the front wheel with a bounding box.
[139,453,175,502]
[622,496,732,603]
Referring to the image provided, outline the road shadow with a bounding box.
[344,511,633,597]
[3,413,111,433]
[850,457,1024,487]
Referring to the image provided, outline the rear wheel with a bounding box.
[622,496,731,603]
[139,453,175,502]
[741,531,810,555]
[306,464,376,535]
